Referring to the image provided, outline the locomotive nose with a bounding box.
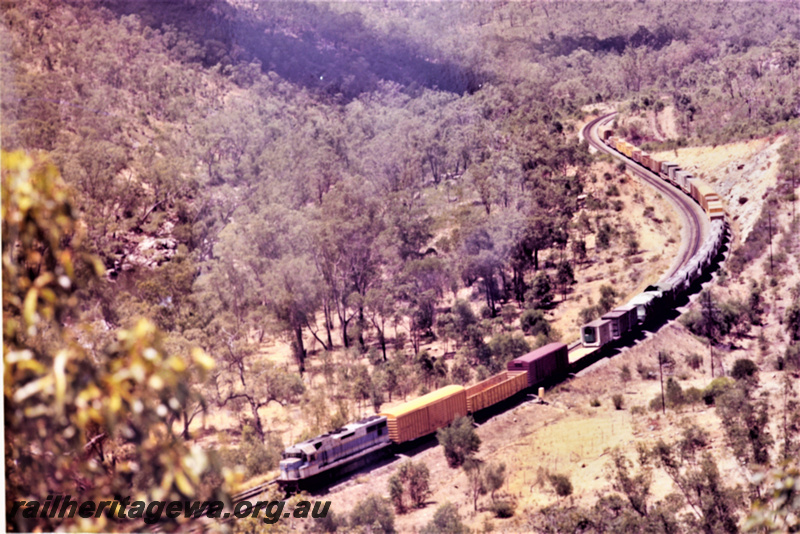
[279,459,303,480]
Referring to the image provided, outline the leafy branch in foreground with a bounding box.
[3,151,227,531]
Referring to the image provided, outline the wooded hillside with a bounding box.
[3,0,800,531]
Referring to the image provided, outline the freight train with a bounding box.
[277,125,729,493]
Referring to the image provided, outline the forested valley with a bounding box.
[3,0,800,531]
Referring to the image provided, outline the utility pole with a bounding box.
[658,351,666,414]
[709,338,714,378]
[702,290,716,378]
[792,170,797,223]
[768,210,774,273]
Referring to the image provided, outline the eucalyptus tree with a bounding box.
[312,181,387,348]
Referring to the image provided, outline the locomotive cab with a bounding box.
[279,449,307,481]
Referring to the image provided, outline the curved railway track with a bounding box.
[582,112,707,280]
[163,112,718,532]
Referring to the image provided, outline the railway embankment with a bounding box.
[652,136,786,242]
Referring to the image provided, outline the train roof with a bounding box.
[602,307,633,319]
[288,415,387,453]
[583,318,610,328]
[693,181,719,197]
[380,385,464,418]
[512,342,567,363]
[628,292,658,306]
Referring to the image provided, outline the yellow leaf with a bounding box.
[13,375,53,403]
[39,288,57,303]
[23,288,38,326]
[161,470,174,493]
[15,360,47,374]
[54,350,67,414]
[90,256,104,277]
[33,272,54,289]
[174,470,195,498]
[166,355,186,373]
[191,347,215,372]
[109,393,122,413]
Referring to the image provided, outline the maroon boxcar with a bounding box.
[507,342,569,388]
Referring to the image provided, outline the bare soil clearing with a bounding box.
[652,137,785,242]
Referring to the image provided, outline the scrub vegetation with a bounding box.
[3,0,800,532]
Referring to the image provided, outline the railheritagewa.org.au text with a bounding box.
[10,496,331,525]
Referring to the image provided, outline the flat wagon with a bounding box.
[380,385,467,443]
[465,371,528,413]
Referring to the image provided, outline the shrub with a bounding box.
[437,416,481,468]
[350,495,395,534]
[620,365,632,382]
[630,405,646,415]
[680,421,710,453]
[626,234,639,255]
[489,499,516,518]
[579,305,603,324]
[309,510,345,533]
[449,355,472,385]
[685,352,703,370]
[786,299,800,341]
[487,333,530,373]
[547,472,573,497]
[596,222,614,250]
[703,377,734,405]
[785,344,800,370]
[421,502,467,534]
[526,273,553,309]
[637,362,656,380]
[475,365,491,381]
[612,394,624,410]
[731,358,758,381]
[598,285,618,313]
[684,387,704,405]
[590,397,601,407]
[388,460,431,513]
[218,425,282,478]
[666,377,684,408]
[650,395,664,412]
[520,309,551,337]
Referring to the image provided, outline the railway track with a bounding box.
[567,112,708,365]
[163,112,714,532]
[581,112,707,279]
[149,479,278,532]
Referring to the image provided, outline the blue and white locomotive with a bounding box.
[279,415,391,491]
